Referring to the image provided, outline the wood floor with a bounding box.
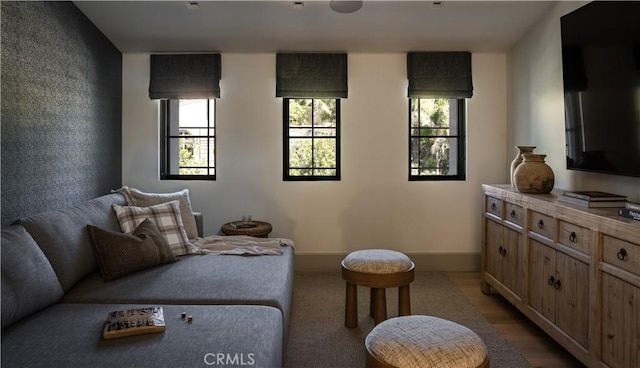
[447,272,586,368]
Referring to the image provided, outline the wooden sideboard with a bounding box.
[481,184,640,367]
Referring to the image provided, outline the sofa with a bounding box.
[1,191,294,368]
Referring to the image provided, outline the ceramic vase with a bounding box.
[510,146,536,187]
[513,153,555,194]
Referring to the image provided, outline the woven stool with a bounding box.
[365,316,489,368]
[341,249,414,328]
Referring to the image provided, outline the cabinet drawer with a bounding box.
[486,196,503,218]
[505,203,524,226]
[558,221,590,255]
[530,211,555,240]
[603,236,640,277]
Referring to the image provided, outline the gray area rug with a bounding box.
[284,272,531,368]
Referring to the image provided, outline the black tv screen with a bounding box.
[561,1,640,177]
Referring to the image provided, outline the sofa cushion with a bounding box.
[64,246,295,339]
[87,219,177,281]
[17,193,127,291]
[1,225,64,329]
[0,304,283,368]
[112,200,201,256]
[116,186,199,239]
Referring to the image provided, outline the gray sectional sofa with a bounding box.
[1,193,294,368]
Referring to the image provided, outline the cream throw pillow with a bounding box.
[112,200,201,256]
[116,187,199,239]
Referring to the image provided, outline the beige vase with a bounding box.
[513,153,555,194]
[510,146,536,187]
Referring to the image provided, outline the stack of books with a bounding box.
[619,202,640,221]
[558,191,627,208]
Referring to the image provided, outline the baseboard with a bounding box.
[294,252,481,272]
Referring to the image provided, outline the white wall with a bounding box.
[122,53,507,256]
[508,1,640,201]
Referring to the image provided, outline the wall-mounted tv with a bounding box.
[561,1,640,178]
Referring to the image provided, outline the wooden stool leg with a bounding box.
[398,284,411,316]
[369,288,375,318]
[345,282,358,328]
[371,288,387,324]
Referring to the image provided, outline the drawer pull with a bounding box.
[569,232,577,243]
[490,203,496,211]
[554,279,562,290]
[538,219,544,229]
[548,276,555,286]
[617,248,628,261]
[510,210,516,218]
[498,246,507,256]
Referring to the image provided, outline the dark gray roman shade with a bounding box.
[276,53,348,98]
[407,52,473,98]
[149,54,221,99]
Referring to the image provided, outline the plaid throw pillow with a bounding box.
[112,200,201,256]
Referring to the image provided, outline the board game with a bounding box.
[102,307,165,340]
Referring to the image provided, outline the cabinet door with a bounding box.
[601,273,640,368]
[485,219,503,281]
[555,252,589,348]
[502,226,522,296]
[529,240,556,322]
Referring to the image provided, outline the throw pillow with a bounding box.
[87,219,178,281]
[115,186,199,239]
[132,218,178,264]
[112,200,201,256]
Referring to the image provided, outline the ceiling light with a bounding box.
[330,0,363,14]
[293,1,304,10]
[186,2,199,10]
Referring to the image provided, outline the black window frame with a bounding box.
[408,98,466,181]
[283,98,341,181]
[160,99,216,181]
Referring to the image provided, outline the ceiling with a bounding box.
[73,1,558,53]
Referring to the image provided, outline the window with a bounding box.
[160,99,215,180]
[283,98,340,180]
[409,98,466,180]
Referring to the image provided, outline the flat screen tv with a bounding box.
[561,1,640,178]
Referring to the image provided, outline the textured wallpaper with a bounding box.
[1,1,122,225]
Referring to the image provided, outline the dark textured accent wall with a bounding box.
[1,2,122,225]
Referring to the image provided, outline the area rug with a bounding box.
[284,271,531,368]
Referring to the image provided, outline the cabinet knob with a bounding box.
[617,248,628,261]
[490,203,496,211]
[538,219,544,229]
[569,232,577,243]
[554,279,562,290]
[510,210,516,218]
[548,276,555,286]
[498,246,507,256]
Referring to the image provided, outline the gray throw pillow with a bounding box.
[87,219,178,281]
[1,225,64,329]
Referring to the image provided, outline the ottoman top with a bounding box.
[366,315,488,368]
[342,249,413,274]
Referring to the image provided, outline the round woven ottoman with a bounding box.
[341,249,415,328]
[365,316,489,368]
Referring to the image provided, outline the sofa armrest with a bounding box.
[193,212,203,237]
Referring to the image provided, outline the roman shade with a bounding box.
[149,54,221,99]
[407,52,473,98]
[276,53,348,98]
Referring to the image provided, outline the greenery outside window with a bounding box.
[283,98,340,180]
[160,99,215,180]
[409,98,465,181]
